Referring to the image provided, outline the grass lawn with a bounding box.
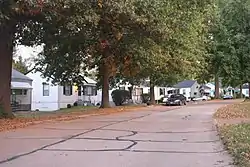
[215,101,250,167]
[219,124,250,167]
[14,106,98,118]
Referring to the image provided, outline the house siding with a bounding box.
[58,86,78,109]
[242,88,249,97]
[180,88,191,99]
[190,81,200,98]
[27,72,59,111]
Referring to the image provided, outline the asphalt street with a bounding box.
[0,102,234,167]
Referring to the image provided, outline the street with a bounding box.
[0,102,234,167]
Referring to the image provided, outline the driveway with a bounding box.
[0,102,234,167]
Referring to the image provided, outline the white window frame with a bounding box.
[43,83,50,96]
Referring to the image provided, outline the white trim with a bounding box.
[11,82,32,89]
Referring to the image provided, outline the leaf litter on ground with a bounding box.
[0,105,146,132]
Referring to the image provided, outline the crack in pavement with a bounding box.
[101,128,217,134]
[0,113,151,165]
[42,148,226,154]
[71,137,221,144]
[41,129,224,154]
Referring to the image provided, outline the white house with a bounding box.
[242,84,249,97]
[204,82,224,97]
[174,80,200,99]
[118,80,175,102]
[26,71,98,111]
[11,69,33,111]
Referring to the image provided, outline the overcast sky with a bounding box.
[15,45,43,60]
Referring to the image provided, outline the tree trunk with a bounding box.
[240,84,243,98]
[0,22,15,118]
[149,80,156,105]
[215,74,220,99]
[128,85,133,100]
[248,83,250,99]
[100,63,111,108]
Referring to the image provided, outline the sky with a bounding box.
[15,45,43,60]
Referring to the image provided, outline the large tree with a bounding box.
[202,0,250,98]
[0,0,46,117]
[222,0,250,96]
[30,0,215,107]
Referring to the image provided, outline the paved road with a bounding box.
[0,102,234,167]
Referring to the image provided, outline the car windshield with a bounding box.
[170,94,181,98]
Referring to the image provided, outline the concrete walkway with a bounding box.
[0,102,234,167]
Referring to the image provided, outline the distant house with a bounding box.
[203,82,224,97]
[26,71,98,111]
[174,80,200,99]
[11,69,33,111]
[115,80,173,103]
[199,85,212,96]
[139,80,173,101]
[242,84,249,97]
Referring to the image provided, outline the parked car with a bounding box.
[193,95,211,101]
[223,94,234,100]
[166,94,187,106]
[162,94,172,103]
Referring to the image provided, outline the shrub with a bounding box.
[141,93,150,103]
[111,89,130,106]
[73,102,78,106]
[235,93,245,99]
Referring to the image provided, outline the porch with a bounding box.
[11,69,33,111]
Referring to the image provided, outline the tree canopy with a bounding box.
[0,0,217,117]
[199,0,250,97]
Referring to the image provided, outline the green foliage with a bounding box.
[1,0,218,109]
[111,89,130,106]
[141,93,150,103]
[200,0,250,87]
[12,56,29,74]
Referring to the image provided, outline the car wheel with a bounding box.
[184,101,187,105]
[179,101,183,106]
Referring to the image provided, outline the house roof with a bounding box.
[174,80,196,88]
[12,69,32,81]
[84,77,97,84]
[242,84,249,89]
[201,85,211,90]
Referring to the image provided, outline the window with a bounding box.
[63,85,72,96]
[78,86,82,96]
[246,90,249,95]
[43,83,50,96]
[12,89,27,95]
[160,88,165,96]
[83,86,97,96]
[86,86,92,95]
[182,89,186,95]
[133,88,143,96]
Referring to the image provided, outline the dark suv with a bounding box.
[166,94,187,106]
